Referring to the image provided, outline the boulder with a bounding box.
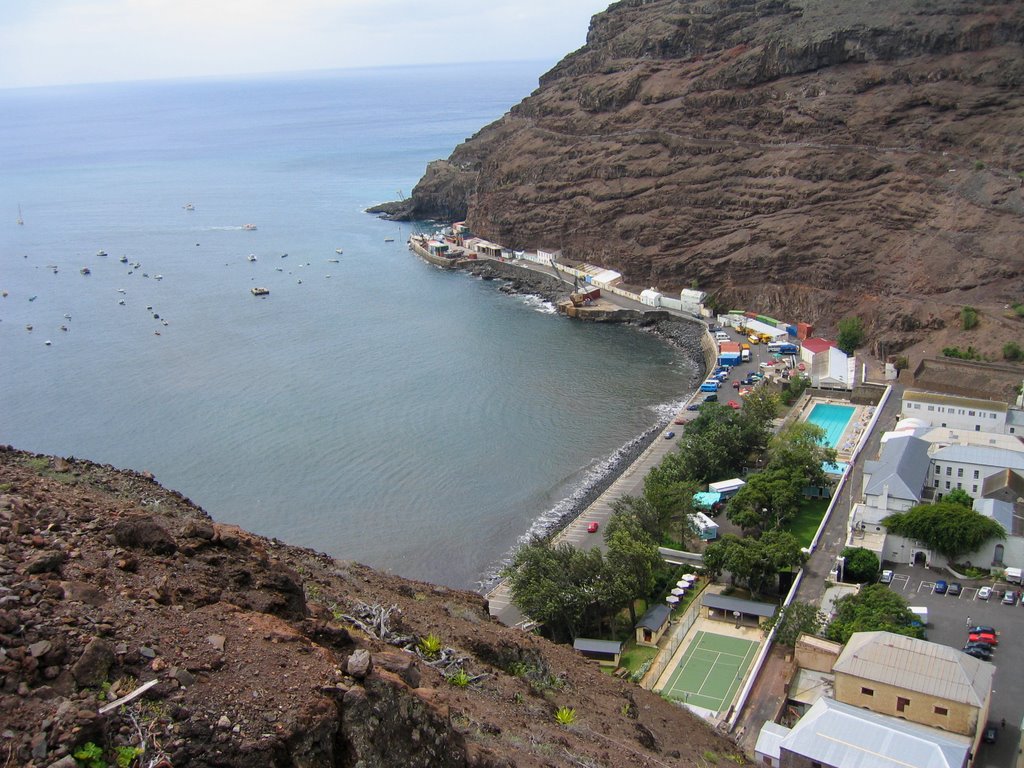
[71,639,114,688]
[112,518,176,555]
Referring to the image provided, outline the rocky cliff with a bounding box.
[385,0,1024,356]
[0,447,746,767]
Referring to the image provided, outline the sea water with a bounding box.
[0,63,700,588]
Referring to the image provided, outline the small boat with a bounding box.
[17,205,24,225]
[28,295,37,302]
[280,253,288,258]
[119,255,128,263]
[247,254,257,262]
[44,340,51,346]
[117,288,126,293]
[64,313,71,319]
[96,250,107,257]
[251,287,269,296]
[80,267,90,275]
[327,258,339,263]
[384,238,395,242]
[25,324,32,331]
[243,223,257,231]
[59,325,68,332]
[118,299,125,306]
[335,248,343,254]
[183,202,195,211]
[155,274,163,280]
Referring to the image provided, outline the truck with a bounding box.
[1005,566,1022,584]
[741,348,751,362]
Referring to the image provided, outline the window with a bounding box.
[969,410,975,416]
[957,468,963,477]
[935,480,940,488]
[957,483,962,489]
[974,470,980,479]
[945,481,951,490]
[861,687,874,696]
[973,485,978,493]
[927,405,934,411]
[897,696,910,712]
[935,466,941,475]
[946,467,952,476]
[975,425,981,431]
[934,706,948,716]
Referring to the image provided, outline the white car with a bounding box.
[880,570,893,584]
[978,586,992,601]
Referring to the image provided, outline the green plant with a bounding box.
[960,306,979,330]
[447,669,472,688]
[73,741,106,768]
[554,706,577,725]
[893,356,909,371]
[1012,303,1024,319]
[942,346,982,361]
[418,633,442,658]
[703,749,720,764]
[116,746,143,768]
[975,160,985,170]
[1003,341,1024,362]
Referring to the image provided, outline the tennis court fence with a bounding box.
[640,590,703,690]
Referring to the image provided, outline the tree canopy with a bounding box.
[883,501,1006,561]
[767,421,836,489]
[825,584,924,644]
[839,546,880,584]
[837,316,865,355]
[762,601,826,646]
[726,465,805,532]
[702,530,805,598]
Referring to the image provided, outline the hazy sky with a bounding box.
[0,1,610,88]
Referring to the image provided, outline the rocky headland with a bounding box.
[376,0,1024,359]
[0,447,746,767]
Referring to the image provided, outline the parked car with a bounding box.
[703,394,718,403]
[732,381,741,389]
[674,416,687,424]
[587,521,599,534]
[963,647,993,661]
[964,640,995,652]
[978,586,992,600]
[969,632,998,646]
[880,570,894,584]
[947,582,963,596]
[664,431,675,440]
[933,580,948,594]
[1003,590,1018,605]
[726,400,741,409]
[686,403,701,411]
[969,625,996,636]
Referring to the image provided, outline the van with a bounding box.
[700,380,720,392]
[908,607,928,626]
[741,348,751,362]
[1005,566,1022,584]
[714,331,729,342]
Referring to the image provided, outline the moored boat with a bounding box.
[251,287,269,296]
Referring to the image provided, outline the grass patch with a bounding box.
[786,497,830,548]
[618,642,658,674]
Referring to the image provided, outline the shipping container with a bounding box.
[728,309,746,315]
[797,322,813,341]
[786,324,797,337]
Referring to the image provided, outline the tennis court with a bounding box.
[660,631,759,712]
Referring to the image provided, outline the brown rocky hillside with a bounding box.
[0,447,746,768]
[380,0,1024,358]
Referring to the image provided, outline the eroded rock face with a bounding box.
[393,0,1024,349]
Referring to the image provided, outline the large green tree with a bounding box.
[702,530,805,598]
[726,466,805,532]
[883,502,1006,561]
[503,538,613,642]
[605,525,662,625]
[837,316,865,355]
[839,546,880,584]
[606,495,662,544]
[767,421,837,489]
[825,584,924,644]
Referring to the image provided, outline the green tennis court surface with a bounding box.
[660,631,758,712]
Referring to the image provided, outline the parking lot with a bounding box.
[884,562,1022,767]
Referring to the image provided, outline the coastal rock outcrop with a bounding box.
[385,0,1024,355]
[0,447,747,767]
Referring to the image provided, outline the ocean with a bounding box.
[0,62,701,589]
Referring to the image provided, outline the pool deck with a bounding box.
[796,396,874,462]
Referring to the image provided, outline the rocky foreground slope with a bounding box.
[381,0,1024,355]
[0,447,745,767]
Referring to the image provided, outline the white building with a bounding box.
[901,389,1023,436]
[860,435,932,524]
[928,444,1024,500]
[811,345,855,389]
[679,288,706,317]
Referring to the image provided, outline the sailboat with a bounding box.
[17,205,24,225]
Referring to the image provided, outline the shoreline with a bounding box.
[471,264,709,593]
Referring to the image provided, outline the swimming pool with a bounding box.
[805,403,856,448]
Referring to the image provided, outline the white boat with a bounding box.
[247,254,257,262]
[17,204,23,225]
[335,248,343,254]
[96,250,107,257]
[327,258,339,263]
[243,223,257,231]
[251,287,269,296]
[183,202,195,211]
[119,255,128,263]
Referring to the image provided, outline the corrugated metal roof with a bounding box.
[635,604,671,631]
[802,337,836,354]
[863,435,931,501]
[754,721,788,760]
[702,593,777,618]
[573,638,622,655]
[833,632,993,707]
[780,698,972,768]
[932,444,1024,471]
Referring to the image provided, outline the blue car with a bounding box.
[934,580,948,594]
[664,431,675,440]
[686,403,701,411]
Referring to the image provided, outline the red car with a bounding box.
[732,381,741,389]
[726,400,741,409]
[969,632,998,646]
[587,521,599,533]
[673,416,687,424]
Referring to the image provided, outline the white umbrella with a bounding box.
[681,574,697,583]
[676,580,689,588]
[671,587,685,596]
[666,595,680,605]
